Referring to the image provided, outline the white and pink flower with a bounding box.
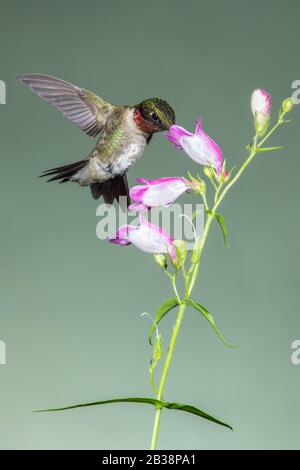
[109,215,177,262]
[165,116,224,178]
[129,177,191,212]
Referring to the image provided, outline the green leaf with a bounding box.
[164,402,232,430]
[185,299,236,348]
[149,298,179,345]
[256,146,283,152]
[205,211,228,246]
[35,397,232,430]
[215,213,228,246]
[35,397,162,413]
[173,240,187,269]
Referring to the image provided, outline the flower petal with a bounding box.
[194,115,203,135]
[137,176,186,186]
[164,125,193,149]
[128,202,149,212]
[109,224,136,245]
[136,178,151,185]
[129,185,148,201]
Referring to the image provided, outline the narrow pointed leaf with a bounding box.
[149,297,179,345]
[256,146,283,152]
[185,299,236,348]
[205,211,228,246]
[35,397,232,430]
[164,402,232,430]
[215,213,228,246]
[35,397,162,413]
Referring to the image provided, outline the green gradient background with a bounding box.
[0,0,299,450]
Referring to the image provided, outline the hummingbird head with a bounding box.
[134,98,175,133]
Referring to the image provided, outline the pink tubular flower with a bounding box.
[129,177,190,212]
[251,88,271,117]
[109,215,177,261]
[165,116,224,178]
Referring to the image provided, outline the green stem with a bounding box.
[202,192,209,210]
[171,276,181,304]
[150,302,186,449]
[188,215,214,296]
[214,148,256,211]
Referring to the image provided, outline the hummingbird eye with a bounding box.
[151,112,159,122]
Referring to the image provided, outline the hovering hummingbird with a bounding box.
[18,74,175,205]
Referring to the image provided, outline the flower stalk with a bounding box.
[149,100,293,449]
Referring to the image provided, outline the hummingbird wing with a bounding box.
[18,74,116,137]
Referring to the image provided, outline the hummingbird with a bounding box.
[18,74,176,206]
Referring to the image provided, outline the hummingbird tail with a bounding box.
[90,175,131,207]
[40,160,130,207]
[39,159,88,183]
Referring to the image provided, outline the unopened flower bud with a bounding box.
[198,180,206,194]
[191,238,201,264]
[254,112,270,136]
[251,88,271,136]
[154,253,167,269]
[189,179,206,195]
[204,167,214,179]
[282,97,293,113]
[173,239,187,268]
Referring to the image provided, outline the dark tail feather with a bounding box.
[90,175,131,207]
[40,159,88,182]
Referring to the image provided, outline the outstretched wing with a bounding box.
[18,74,116,137]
